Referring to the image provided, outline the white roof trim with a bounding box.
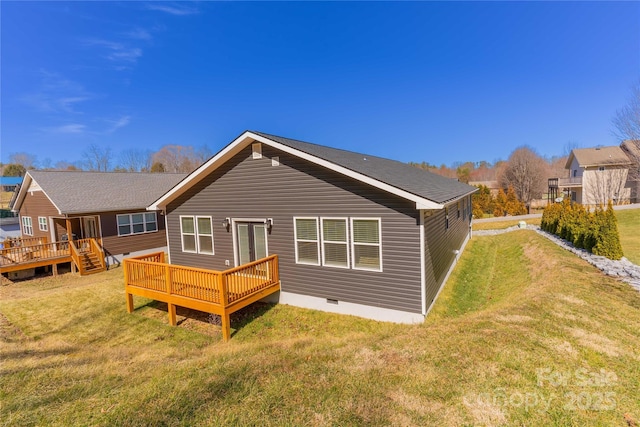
[12,172,64,215]
[148,131,444,211]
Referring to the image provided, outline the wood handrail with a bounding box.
[0,241,70,266]
[222,255,279,274]
[89,239,106,270]
[4,236,48,248]
[69,240,83,275]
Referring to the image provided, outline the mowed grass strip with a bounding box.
[617,208,640,264]
[473,217,541,231]
[1,231,640,426]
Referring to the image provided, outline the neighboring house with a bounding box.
[549,146,633,206]
[468,180,500,196]
[621,139,640,203]
[11,171,185,264]
[0,176,22,193]
[149,131,477,323]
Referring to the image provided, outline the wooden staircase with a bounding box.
[70,238,106,276]
[78,248,104,275]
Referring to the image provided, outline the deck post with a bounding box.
[168,303,177,326]
[221,312,231,342]
[220,273,231,342]
[126,293,134,313]
[52,263,58,277]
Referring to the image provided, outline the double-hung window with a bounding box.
[180,216,214,255]
[294,217,383,271]
[321,218,349,268]
[22,216,33,236]
[38,217,48,231]
[117,212,157,236]
[294,218,320,265]
[351,218,382,271]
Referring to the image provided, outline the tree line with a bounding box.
[410,145,567,209]
[0,143,212,176]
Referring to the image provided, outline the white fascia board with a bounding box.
[148,131,444,211]
[11,173,31,212]
[12,173,64,215]
[148,132,256,210]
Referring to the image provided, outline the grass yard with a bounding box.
[473,217,541,231]
[617,208,640,265]
[1,191,13,209]
[1,231,640,426]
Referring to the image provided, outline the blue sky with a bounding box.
[1,1,639,168]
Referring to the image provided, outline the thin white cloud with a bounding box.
[50,124,87,134]
[123,28,152,41]
[105,115,131,133]
[146,3,198,16]
[21,71,92,113]
[84,39,143,64]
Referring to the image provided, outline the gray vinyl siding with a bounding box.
[166,144,423,314]
[423,196,471,310]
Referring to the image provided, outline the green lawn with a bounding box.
[1,231,639,426]
[473,217,541,231]
[617,208,640,264]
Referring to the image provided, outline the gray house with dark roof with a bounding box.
[11,171,185,264]
[149,131,477,323]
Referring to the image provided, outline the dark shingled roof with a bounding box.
[24,171,186,214]
[251,131,477,204]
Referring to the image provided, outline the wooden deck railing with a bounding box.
[123,253,281,341]
[3,236,48,248]
[0,241,70,264]
[0,241,71,272]
[69,240,83,275]
[89,238,106,270]
[0,237,105,276]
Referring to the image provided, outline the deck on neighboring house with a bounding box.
[123,253,281,341]
[0,237,106,276]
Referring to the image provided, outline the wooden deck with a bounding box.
[0,239,72,274]
[123,253,281,341]
[0,237,105,276]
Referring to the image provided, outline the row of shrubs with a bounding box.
[473,185,527,219]
[540,199,624,260]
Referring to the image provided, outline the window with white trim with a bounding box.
[22,216,33,236]
[351,218,382,271]
[180,216,214,255]
[321,218,349,268]
[117,212,158,236]
[294,218,320,265]
[38,216,48,231]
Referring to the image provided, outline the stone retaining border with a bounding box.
[474,225,640,292]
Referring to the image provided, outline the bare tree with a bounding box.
[151,144,209,173]
[55,161,81,171]
[119,149,152,172]
[82,144,112,171]
[584,168,630,206]
[499,146,549,207]
[612,81,640,202]
[613,82,640,141]
[9,152,37,169]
